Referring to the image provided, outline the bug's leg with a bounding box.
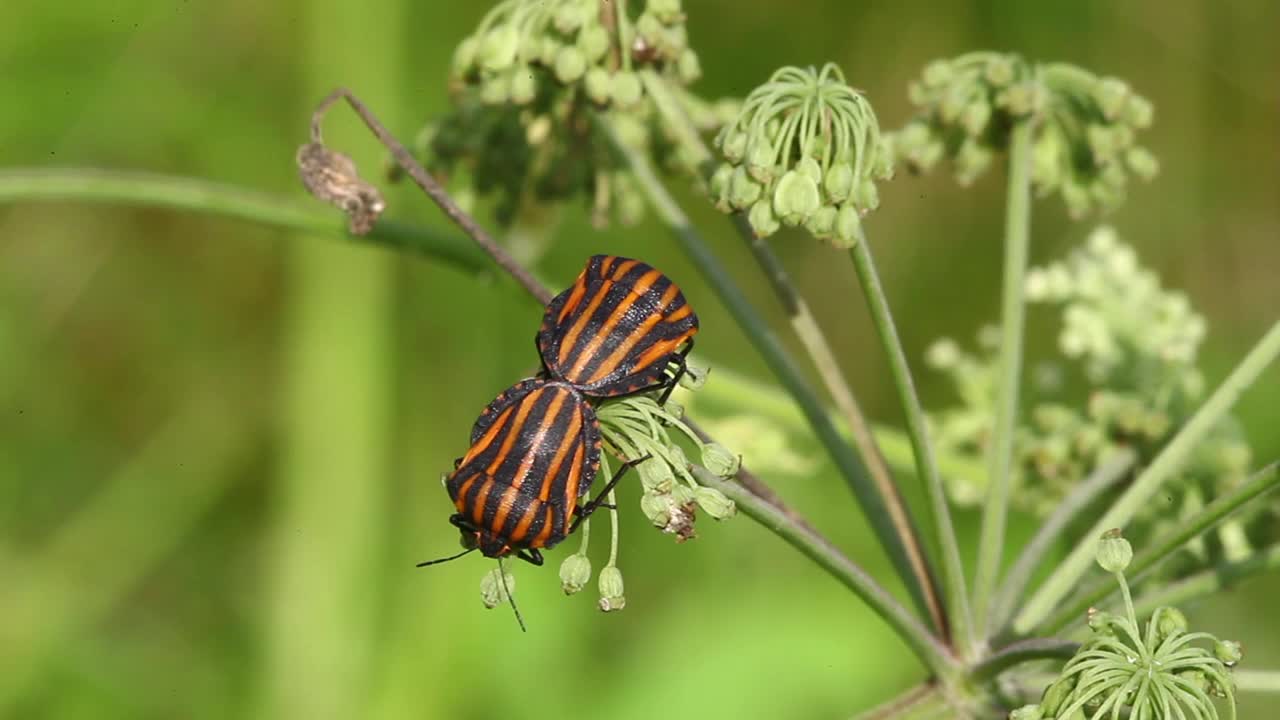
[569,455,649,534]
[656,340,694,407]
[515,548,544,566]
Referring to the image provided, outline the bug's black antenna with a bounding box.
[415,547,476,567]
[497,557,527,633]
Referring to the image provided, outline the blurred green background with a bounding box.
[2,1,1277,718]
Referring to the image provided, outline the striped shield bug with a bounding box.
[537,255,699,403]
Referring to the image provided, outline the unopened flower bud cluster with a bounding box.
[926,227,1258,557]
[710,63,894,247]
[890,52,1157,217]
[406,0,731,231]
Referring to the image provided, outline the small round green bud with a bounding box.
[452,35,479,74]
[939,85,968,123]
[710,163,734,211]
[677,49,701,84]
[479,73,510,105]
[694,486,736,520]
[1096,529,1132,573]
[611,71,643,108]
[597,566,626,612]
[554,3,585,33]
[671,482,697,507]
[479,26,520,72]
[510,69,537,105]
[662,399,684,419]
[984,55,1016,87]
[554,46,587,84]
[772,170,821,225]
[908,139,945,172]
[805,205,837,240]
[1215,639,1243,666]
[1093,77,1131,119]
[701,443,741,478]
[1125,146,1159,181]
[1040,675,1077,715]
[668,444,690,472]
[747,198,781,237]
[634,13,663,47]
[1182,670,1208,692]
[1061,179,1092,218]
[746,139,776,183]
[1087,124,1118,163]
[584,67,611,104]
[872,139,896,180]
[641,490,674,527]
[480,567,515,609]
[1153,606,1189,641]
[852,178,879,212]
[921,59,953,88]
[961,100,992,137]
[638,457,674,493]
[538,37,561,66]
[823,164,854,204]
[1031,129,1065,189]
[678,362,709,390]
[1087,607,1119,635]
[998,81,1043,116]
[1009,706,1043,720]
[1123,94,1154,129]
[720,130,748,164]
[559,553,592,595]
[833,205,861,248]
[728,167,763,210]
[648,0,683,23]
[796,157,822,184]
[578,25,611,63]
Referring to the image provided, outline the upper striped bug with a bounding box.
[537,255,699,404]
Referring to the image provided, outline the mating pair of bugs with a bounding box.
[419,254,700,574]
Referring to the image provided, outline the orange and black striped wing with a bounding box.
[446,379,601,551]
[537,255,699,397]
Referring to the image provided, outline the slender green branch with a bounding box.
[1036,462,1280,635]
[990,449,1137,632]
[969,638,1079,683]
[848,229,972,653]
[1015,320,1280,633]
[0,167,489,274]
[1131,543,1280,618]
[1234,670,1280,693]
[974,119,1035,635]
[694,468,959,680]
[600,111,944,631]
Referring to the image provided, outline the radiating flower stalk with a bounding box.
[1010,531,1239,720]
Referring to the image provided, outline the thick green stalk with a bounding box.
[848,230,972,652]
[990,449,1137,631]
[1015,320,1280,633]
[0,168,488,273]
[1131,543,1280,618]
[694,468,958,680]
[601,114,943,630]
[968,639,1079,683]
[261,3,400,718]
[1234,671,1280,693]
[1036,462,1279,635]
[973,120,1035,635]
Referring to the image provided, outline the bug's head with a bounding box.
[448,513,513,559]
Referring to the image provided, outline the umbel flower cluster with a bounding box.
[1013,531,1240,720]
[891,52,1158,217]
[711,63,894,247]
[927,227,1257,560]
[403,0,734,230]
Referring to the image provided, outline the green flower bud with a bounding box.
[694,486,736,519]
[728,167,763,210]
[908,139,945,172]
[872,138,895,180]
[559,553,592,595]
[573,23,608,62]
[1183,670,1208,692]
[638,457,674,493]
[1214,639,1243,666]
[678,362,709,390]
[1087,608,1119,636]
[961,100,991,136]
[634,12,663,47]
[598,566,626,612]
[852,178,880,212]
[668,444,690,472]
[538,37,561,66]
[648,0,683,23]
[662,399,684,420]
[710,163,734,211]
[1031,128,1065,189]
[805,205,837,240]
[554,46,587,84]
[773,170,821,225]
[611,71,643,108]
[1123,94,1154,129]
[1093,77,1131,119]
[1096,528,1132,573]
[1040,675,1077,715]
[479,26,520,72]
[921,59,953,88]
[510,69,537,105]
[584,67,611,104]
[1151,606,1188,642]
[746,139,776,183]
[796,157,822,184]
[984,55,1016,87]
[701,443,741,478]
[833,204,861,248]
[721,130,748,164]
[1061,179,1092,218]
[998,81,1043,116]
[452,35,479,74]
[671,482,697,508]
[939,85,968,123]
[1009,706,1043,720]
[480,567,515,609]
[824,164,854,203]
[479,73,510,105]
[1087,124,1118,163]
[641,490,674,527]
[1125,146,1159,181]
[554,3,585,33]
[677,49,701,84]
[747,198,781,237]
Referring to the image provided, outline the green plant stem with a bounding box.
[1015,320,1280,633]
[1131,543,1280,618]
[0,168,489,274]
[1230,670,1280,693]
[848,229,971,652]
[990,448,1137,632]
[854,684,951,720]
[600,112,943,631]
[974,119,1035,637]
[968,638,1079,683]
[1036,462,1280,635]
[694,468,959,680]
